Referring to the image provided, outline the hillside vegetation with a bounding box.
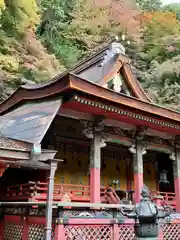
[1,0,180,110]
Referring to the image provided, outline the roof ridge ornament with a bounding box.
[100,36,125,67]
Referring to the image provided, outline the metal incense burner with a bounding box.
[121,186,172,239]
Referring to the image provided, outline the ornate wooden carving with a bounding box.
[81,120,108,147]
[136,126,148,140]
[104,126,135,138]
[144,135,174,147]
[169,152,175,161]
[128,144,146,156]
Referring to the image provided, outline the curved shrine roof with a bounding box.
[0,39,180,144]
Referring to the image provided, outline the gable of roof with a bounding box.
[70,39,150,102]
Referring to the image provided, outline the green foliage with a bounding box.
[135,9,180,109]
[0,0,63,101]
[1,0,180,111]
[1,0,39,34]
[139,57,180,109]
[163,3,180,20]
[0,55,19,72]
[136,0,162,11]
[37,0,78,67]
[0,0,5,15]
[37,0,140,68]
[38,0,110,67]
[139,11,180,65]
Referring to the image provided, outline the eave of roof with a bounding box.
[0,143,57,164]
[0,37,180,129]
[0,159,51,170]
[0,136,32,151]
[1,73,179,130]
[121,63,150,102]
[68,74,180,122]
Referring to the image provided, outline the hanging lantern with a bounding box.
[112,180,119,185]
[112,179,120,190]
[159,170,169,184]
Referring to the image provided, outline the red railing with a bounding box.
[4,183,176,209]
[5,182,36,200]
[35,182,91,202]
[3,213,180,240]
[3,182,120,204]
[151,191,176,209]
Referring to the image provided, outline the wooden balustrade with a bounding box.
[35,182,91,202]
[6,182,36,200]
[3,182,120,204]
[4,183,176,208]
[151,191,176,209]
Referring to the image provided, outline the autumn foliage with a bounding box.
[91,0,141,37]
[139,11,179,30]
[1,0,180,109]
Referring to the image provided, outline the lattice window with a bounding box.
[28,224,45,240]
[162,223,180,240]
[118,224,135,240]
[4,223,23,240]
[65,225,112,240]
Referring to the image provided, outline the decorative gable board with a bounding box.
[71,39,149,102]
[77,54,118,83]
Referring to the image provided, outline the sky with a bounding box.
[162,0,180,4]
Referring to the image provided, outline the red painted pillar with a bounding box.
[54,223,66,240]
[174,177,180,212]
[113,224,120,240]
[134,173,143,203]
[90,168,101,203]
[158,228,163,240]
[129,140,146,203]
[173,148,180,212]
[22,217,28,240]
[90,130,102,203]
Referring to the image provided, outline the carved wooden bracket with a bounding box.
[129,145,147,155]
[128,144,147,155]
[174,135,180,148]
[135,126,148,141]
[169,152,176,161]
[81,119,108,148]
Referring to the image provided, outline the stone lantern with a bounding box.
[120,185,172,239]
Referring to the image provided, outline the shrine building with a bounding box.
[0,39,179,212]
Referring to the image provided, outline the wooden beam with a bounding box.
[0,149,30,160]
[58,108,94,121]
[0,148,57,161]
[40,150,57,161]
[0,159,50,170]
[52,134,173,154]
[109,136,173,154]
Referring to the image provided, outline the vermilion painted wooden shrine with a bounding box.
[0,39,180,239]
